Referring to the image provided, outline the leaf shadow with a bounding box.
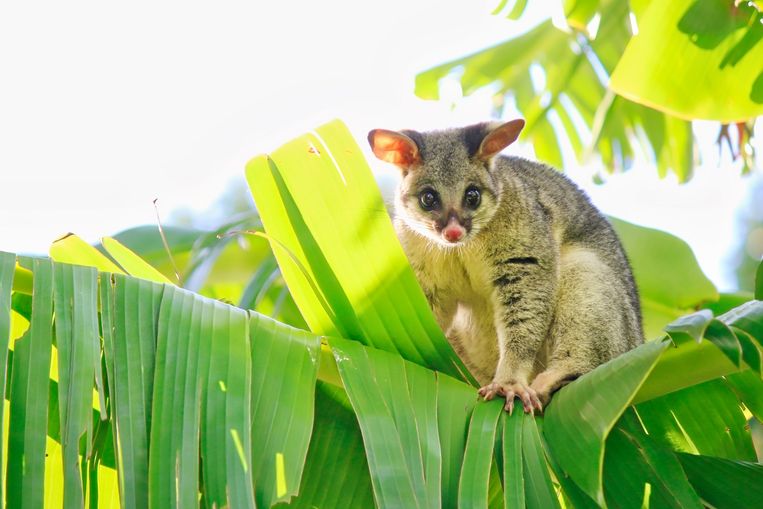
[677,1,762,69]
[266,157,365,342]
[751,70,763,104]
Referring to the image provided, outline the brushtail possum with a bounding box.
[368,119,643,413]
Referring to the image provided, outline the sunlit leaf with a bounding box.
[53,263,100,507]
[7,258,54,508]
[563,0,601,32]
[49,233,122,273]
[110,216,269,304]
[491,0,509,16]
[6,107,763,508]
[101,237,173,284]
[610,0,763,121]
[246,119,472,383]
[416,21,566,102]
[506,0,528,20]
[11,261,32,297]
[416,0,706,179]
[0,251,15,506]
[109,224,200,280]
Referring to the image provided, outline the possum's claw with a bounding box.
[478,381,542,414]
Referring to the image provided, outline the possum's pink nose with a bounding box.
[443,225,465,243]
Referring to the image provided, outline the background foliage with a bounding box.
[417,0,761,180]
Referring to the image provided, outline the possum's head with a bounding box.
[368,119,524,247]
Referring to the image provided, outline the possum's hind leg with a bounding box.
[529,367,582,407]
[530,245,632,407]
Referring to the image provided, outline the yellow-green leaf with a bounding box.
[610,0,763,121]
[50,233,123,273]
[101,237,174,284]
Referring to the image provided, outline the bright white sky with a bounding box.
[0,1,759,291]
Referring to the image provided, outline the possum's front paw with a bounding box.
[478,380,543,414]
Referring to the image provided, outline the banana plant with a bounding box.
[416,0,762,179]
[2,120,763,508]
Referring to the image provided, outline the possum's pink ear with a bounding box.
[477,119,525,161]
[367,129,420,170]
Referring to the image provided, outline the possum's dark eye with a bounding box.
[464,187,481,209]
[419,189,439,211]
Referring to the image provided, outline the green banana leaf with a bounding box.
[7,259,54,509]
[4,120,763,507]
[610,0,763,122]
[419,0,762,178]
[0,252,15,506]
[415,1,701,181]
[245,120,763,507]
[6,251,762,507]
[245,119,473,383]
[677,452,763,509]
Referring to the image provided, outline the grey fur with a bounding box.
[372,122,643,410]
